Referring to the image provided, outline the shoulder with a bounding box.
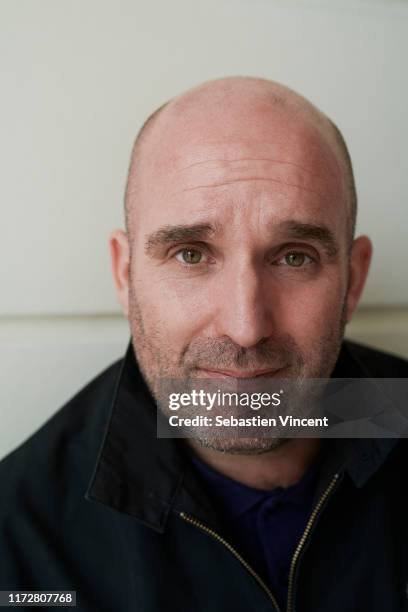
[339,340,408,471]
[0,356,123,517]
[0,356,126,586]
[343,339,408,377]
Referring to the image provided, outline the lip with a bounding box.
[196,367,284,379]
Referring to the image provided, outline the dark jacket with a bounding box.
[1,339,408,612]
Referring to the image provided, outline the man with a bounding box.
[1,77,407,612]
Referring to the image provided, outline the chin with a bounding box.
[194,436,291,455]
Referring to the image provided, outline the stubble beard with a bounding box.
[128,282,348,456]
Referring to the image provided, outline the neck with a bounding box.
[187,438,322,490]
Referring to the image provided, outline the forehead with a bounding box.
[132,112,347,242]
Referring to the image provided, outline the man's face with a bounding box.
[121,104,356,453]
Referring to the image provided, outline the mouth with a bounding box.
[196,367,285,379]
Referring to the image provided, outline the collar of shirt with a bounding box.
[189,447,326,520]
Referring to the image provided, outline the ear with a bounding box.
[109,229,130,319]
[345,235,373,323]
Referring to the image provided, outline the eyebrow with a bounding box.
[276,220,339,258]
[145,223,219,256]
[144,220,339,258]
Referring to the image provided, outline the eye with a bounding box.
[277,252,314,267]
[175,248,205,265]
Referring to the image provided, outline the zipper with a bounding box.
[286,472,340,612]
[179,471,340,612]
[179,511,282,612]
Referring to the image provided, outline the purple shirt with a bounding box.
[190,453,322,610]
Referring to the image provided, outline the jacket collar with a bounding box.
[85,339,398,532]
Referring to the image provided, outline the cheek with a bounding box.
[131,271,207,342]
[277,277,345,340]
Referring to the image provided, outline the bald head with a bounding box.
[124,77,357,249]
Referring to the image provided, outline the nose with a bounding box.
[213,260,275,348]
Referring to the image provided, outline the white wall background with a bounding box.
[1,0,407,460]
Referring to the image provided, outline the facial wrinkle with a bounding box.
[178,157,336,181]
[181,176,324,199]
